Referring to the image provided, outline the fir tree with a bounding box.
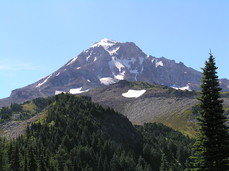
[160,153,170,171]
[190,53,229,171]
[0,138,10,171]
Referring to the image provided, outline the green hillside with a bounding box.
[0,94,193,171]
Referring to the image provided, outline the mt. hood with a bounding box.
[1,38,229,107]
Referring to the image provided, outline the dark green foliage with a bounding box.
[32,97,52,112]
[0,97,52,122]
[136,123,194,171]
[0,138,9,170]
[0,94,194,170]
[189,53,229,170]
[0,107,12,122]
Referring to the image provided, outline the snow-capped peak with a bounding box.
[92,38,117,49]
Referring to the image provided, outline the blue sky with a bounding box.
[0,0,229,98]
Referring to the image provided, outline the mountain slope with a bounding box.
[81,80,229,137]
[0,94,193,170]
[1,38,229,107]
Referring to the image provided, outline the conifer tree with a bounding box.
[190,53,229,171]
[0,138,9,171]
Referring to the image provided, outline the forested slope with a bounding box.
[0,94,193,170]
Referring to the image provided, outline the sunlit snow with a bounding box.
[108,57,125,72]
[108,47,120,55]
[36,74,52,88]
[99,77,116,85]
[56,72,60,77]
[69,87,89,94]
[155,61,164,67]
[92,38,117,50]
[115,71,125,80]
[66,57,78,66]
[172,84,191,91]
[86,55,91,61]
[91,38,121,56]
[151,59,164,68]
[122,89,146,98]
[55,91,66,95]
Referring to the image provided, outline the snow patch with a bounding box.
[114,60,125,71]
[55,91,66,95]
[56,72,60,76]
[155,61,164,67]
[86,55,91,61]
[92,38,117,50]
[69,87,89,94]
[108,57,125,72]
[67,57,78,66]
[87,80,91,82]
[115,71,126,80]
[36,74,52,88]
[76,67,81,70]
[99,77,116,85]
[122,89,146,98]
[108,47,120,55]
[151,59,155,64]
[151,58,164,68]
[172,84,192,91]
[86,51,93,61]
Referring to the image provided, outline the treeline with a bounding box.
[0,94,193,170]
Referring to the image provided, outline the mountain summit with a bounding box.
[1,38,229,107]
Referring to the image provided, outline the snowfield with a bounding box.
[55,91,66,95]
[99,77,116,85]
[122,89,146,98]
[172,84,192,91]
[69,87,89,94]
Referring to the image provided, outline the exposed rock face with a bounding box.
[1,38,229,107]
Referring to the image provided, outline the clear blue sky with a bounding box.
[0,0,229,98]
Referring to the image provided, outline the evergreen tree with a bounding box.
[190,53,229,170]
[10,142,21,171]
[0,138,9,171]
[160,153,170,171]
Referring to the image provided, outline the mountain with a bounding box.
[3,80,228,137]
[1,38,229,107]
